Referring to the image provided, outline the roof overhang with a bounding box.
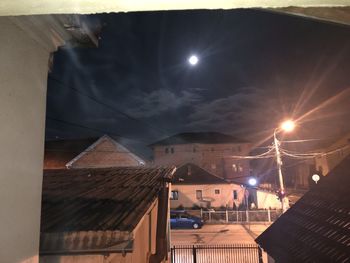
[9,15,100,52]
[40,230,133,255]
[0,1,348,16]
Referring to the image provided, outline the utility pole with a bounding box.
[274,129,287,212]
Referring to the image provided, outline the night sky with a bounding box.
[46,9,350,158]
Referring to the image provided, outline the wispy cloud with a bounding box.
[126,89,201,118]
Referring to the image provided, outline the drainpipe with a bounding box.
[149,168,176,263]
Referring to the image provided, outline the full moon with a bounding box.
[188,55,199,65]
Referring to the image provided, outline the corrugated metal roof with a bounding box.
[41,167,174,233]
[256,155,350,263]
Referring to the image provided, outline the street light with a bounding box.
[248,177,257,187]
[274,119,295,213]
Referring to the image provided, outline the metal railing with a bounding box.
[171,244,263,263]
[185,209,282,223]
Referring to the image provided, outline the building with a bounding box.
[256,155,350,263]
[170,163,281,210]
[287,132,350,190]
[44,135,145,169]
[40,166,175,263]
[150,132,251,182]
[314,131,350,176]
[170,163,246,209]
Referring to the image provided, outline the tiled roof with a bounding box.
[44,137,99,168]
[173,163,229,185]
[255,155,350,263]
[150,132,248,146]
[41,167,175,233]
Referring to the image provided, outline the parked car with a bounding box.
[170,210,203,229]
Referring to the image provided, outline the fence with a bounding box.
[171,244,263,263]
[186,209,282,223]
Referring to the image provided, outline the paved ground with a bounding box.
[171,223,271,245]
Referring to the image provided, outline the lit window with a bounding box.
[238,164,243,172]
[233,190,238,200]
[211,164,216,170]
[215,189,220,195]
[170,190,179,200]
[232,164,237,172]
[196,190,202,200]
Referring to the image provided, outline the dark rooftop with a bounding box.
[256,155,350,263]
[44,137,99,169]
[173,163,229,185]
[150,132,248,146]
[41,167,174,233]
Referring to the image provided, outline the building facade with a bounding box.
[151,132,251,183]
[170,163,281,210]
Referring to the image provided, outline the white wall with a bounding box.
[171,184,245,209]
[256,190,281,209]
[0,17,52,263]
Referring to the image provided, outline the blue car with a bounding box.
[170,211,203,229]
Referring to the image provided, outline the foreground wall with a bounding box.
[0,17,52,263]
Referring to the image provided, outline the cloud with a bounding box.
[184,88,282,134]
[126,89,201,118]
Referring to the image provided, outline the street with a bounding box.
[171,223,271,245]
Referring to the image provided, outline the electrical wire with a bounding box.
[47,116,148,144]
[48,75,169,137]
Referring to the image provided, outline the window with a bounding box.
[170,147,174,154]
[211,163,216,170]
[170,214,177,219]
[170,190,179,200]
[211,147,215,152]
[193,147,196,153]
[215,189,220,195]
[196,190,202,200]
[233,190,238,200]
[238,164,243,172]
[238,146,241,152]
[165,148,169,154]
[232,164,237,172]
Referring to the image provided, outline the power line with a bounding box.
[48,75,168,137]
[47,116,147,144]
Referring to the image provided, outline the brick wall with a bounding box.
[71,138,142,168]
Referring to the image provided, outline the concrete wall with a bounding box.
[0,17,53,263]
[170,184,245,209]
[70,137,144,168]
[153,143,251,181]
